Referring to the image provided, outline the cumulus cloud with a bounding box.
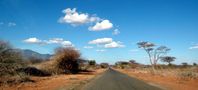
[48,38,64,44]
[23,37,45,45]
[88,38,125,48]
[59,8,100,25]
[23,38,73,47]
[8,22,16,27]
[189,44,198,50]
[112,29,120,35]
[89,20,113,31]
[104,41,125,48]
[61,41,73,47]
[84,46,93,49]
[58,8,114,31]
[96,49,106,52]
[89,38,113,44]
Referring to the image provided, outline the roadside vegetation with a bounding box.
[1,39,197,90]
[113,41,198,90]
[0,40,32,85]
[0,40,105,88]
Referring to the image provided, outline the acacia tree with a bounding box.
[129,60,136,64]
[160,56,176,65]
[137,41,170,69]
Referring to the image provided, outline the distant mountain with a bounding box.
[20,49,52,60]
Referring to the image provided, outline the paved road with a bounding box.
[83,68,161,90]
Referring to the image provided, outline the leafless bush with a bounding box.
[0,40,24,76]
[0,40,32,85]
[50,47,80,74]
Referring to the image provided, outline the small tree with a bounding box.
[129,60,136,64]
[160,56,176,66]
[88,60,96,66]
[137,41,170,70]
[193,63,197,66]
[52,47,80,74]
[181,62,188,68]
[129,60,139,68]
[100,63,109,68]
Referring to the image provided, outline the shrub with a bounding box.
[0,40,32,85]
[178,71,198,79]
[193,63,197,66]
[16,67,51,76]
[100,63,109,68]
[88,60,96,66]
[0,40,24,77]
[51,47,80,74]
[181,62,188,68]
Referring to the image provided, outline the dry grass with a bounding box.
[116,67,198,90]
[0,69,106,90]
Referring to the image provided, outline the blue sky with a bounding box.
[0,0,198,64]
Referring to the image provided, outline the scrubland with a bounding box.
[116,66,198,90]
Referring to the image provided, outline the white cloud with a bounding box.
[112,29,120,35]
[59,8,100,25]
[89,38,113,44]
[104,41,125,48]
[48,38,64,44]
[48,38,73,47]
[58,8,114,31]
[189,44,198,49]
[23,38,73,47]
[8,22,16,27]
[61,41,73,47]
[96,49,106,52]
[84,46,93,49]
[89,20,113,31]
[88,38,125,48]
[23,37,44,44]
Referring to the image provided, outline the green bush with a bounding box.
[100,63,109,68]
[88,60,96,66]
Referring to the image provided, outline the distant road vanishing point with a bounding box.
[83,68,161,90]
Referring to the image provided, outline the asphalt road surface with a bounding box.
[83,68,161,90]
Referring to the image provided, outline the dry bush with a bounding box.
[0,40,24,76]
[16,67,51,76]
[100,63,109,68]
[0,40,31,85]
[49,47,80,74]
[178,71,198,80]
[27,56,44,64]
[33,60,57,75]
